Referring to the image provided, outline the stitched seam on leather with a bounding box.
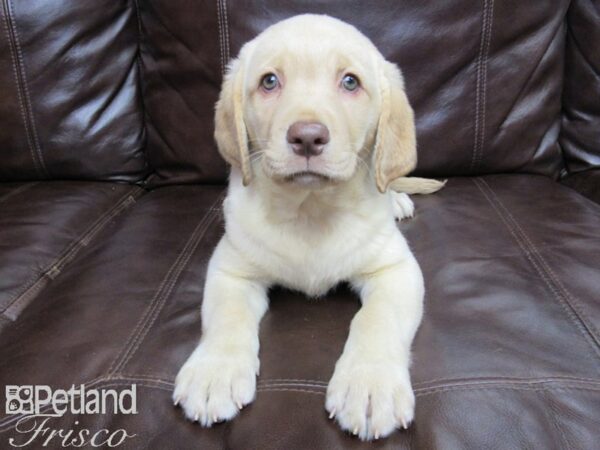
[2,376,598,432]
[4,0,49,178]
[415,385,600,397]
[256,385,600,396]
[118,373,176,383]
[79,380,600,394]
[1,0,36,174]
[216,0,225,75]
[222,0,230,65]
[108,192,225,375]
[474,178,600,366]
[477,0,493,170]
[132,0,148,172]
[257,388,325,396]
[479,178,600,347]
[258,377,600,390]
[260,378,328,385]
[1,187,143,319]
[258,382,326,389]
[3,383,599,434]
[412,374,600,387]
[470,0,494,172]
[117,374,600,388]
[0,181,39,205]
[416,378,600,391]
[1,1,41,176]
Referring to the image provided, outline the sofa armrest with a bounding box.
[561,169,600,205]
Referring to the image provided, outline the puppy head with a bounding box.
[215,14,416,192]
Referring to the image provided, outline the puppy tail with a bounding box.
[389,177,447,194]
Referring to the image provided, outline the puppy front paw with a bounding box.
[326,357,415,441]
[173,345,259,426]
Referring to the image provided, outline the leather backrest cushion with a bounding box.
[560,0,600,176]
[0,0,148,182]
[138,0,226,186]
[141,0,569,186]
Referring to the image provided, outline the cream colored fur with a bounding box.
[173,14,443,441]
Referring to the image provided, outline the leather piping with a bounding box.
[1,0,49,178]
[216,0,230,75]
[470,0,494,172]
[132,0,149,178]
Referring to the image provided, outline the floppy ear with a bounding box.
[373,61,417,193]
[214,57,252,185]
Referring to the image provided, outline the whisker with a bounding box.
[249,151,266,164]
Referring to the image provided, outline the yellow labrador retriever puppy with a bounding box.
[174,14,444,441]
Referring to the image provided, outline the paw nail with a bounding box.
[353,427,358,435]
[328,409,336,419]
[401,419,407,429]
[374,431,380,440]
[194,413,199,422]
[173,397,180,406]
[236,401,243,410]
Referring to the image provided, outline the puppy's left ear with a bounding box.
[373,61,417,193]
[214,57,252,185]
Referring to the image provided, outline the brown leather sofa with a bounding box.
[1,1,599,449]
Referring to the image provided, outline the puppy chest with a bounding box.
[235,219,387,295]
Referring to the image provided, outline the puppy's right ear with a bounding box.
[214,58,251,185]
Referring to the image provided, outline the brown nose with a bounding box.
[286,121,330,158]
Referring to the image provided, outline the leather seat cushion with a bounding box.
[0,175,598,448]
[0,181,142,326]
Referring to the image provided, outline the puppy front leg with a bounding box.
[173,239,268,426]
[327,253,424,441]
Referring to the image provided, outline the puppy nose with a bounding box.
[287,121,330,157]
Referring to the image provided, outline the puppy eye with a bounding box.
[341,74,360,91]
[260,73,279,91]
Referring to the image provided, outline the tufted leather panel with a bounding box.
[0,0,148,181]
[140,0,569,186]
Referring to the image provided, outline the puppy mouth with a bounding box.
[283,170,333,186]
